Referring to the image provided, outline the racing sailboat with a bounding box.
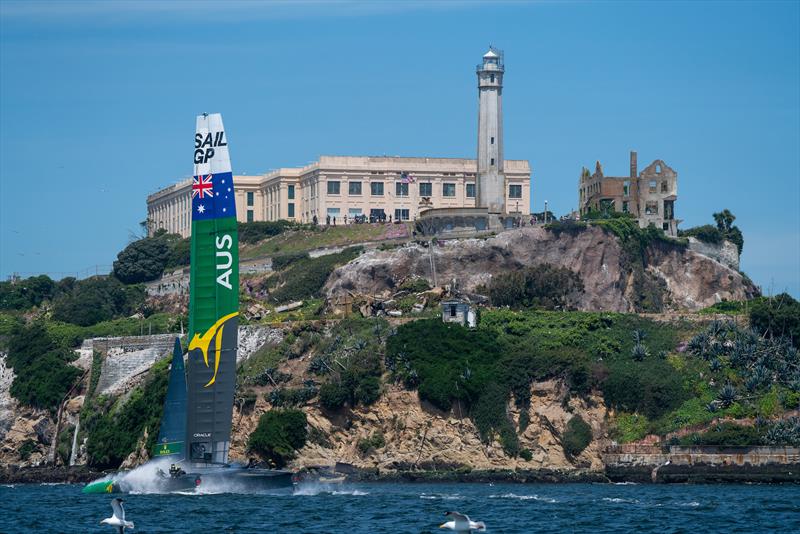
[83,114,292,493]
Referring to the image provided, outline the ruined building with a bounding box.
[578,151,679,236]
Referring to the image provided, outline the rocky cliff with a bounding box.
[325,226,757,312]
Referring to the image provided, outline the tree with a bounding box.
[0,275,57,310]
[51,276,144,326]
[749,293,800,348]
[248,409,307,467]
[112,231,182,284]
[713,209,744,254]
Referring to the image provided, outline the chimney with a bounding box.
[630,151,638,178]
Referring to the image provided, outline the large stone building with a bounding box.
[147,155,530,237]
[578,151,680,236]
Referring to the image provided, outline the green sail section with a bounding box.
[185,113,239,465]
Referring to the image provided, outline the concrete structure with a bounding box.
[578,151,680,236]
[476,48,506,214]
[441,300,476,328]
[417,47,529,236]
[147,155,530,237]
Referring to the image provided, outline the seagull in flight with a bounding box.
[440,511,486,532]
[100,498,135,533]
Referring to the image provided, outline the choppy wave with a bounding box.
[293,483,368,496]
[601,497,640,504]
[420,493,465,501]
[489,493,558,503]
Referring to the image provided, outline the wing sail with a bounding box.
[186,113,239,465]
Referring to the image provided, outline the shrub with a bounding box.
[601,359,687,419]
[398,277,431,293]
[239,220,294,244]
[356,431,386,455]
[113,231,183,284]
[6,321,82,411]
[679,422,762,447]
[749,293,800,348]
[19,439,37,460]
[268,247,362,304]
[268,385,317,407]
[319,382,350,410]
[84,356,170,469]
[519,448,533,461]
[51,276,145,327]
[562,415,592,458]
[487,263,584,310]
[0,275,57,310]
[164,237,191,270]
[248,409,307,467]
[679,224,723,244]
[271,251,310,271]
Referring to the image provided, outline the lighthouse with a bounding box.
[476,47,505,214]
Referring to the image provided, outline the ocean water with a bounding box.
[1,482,799,533]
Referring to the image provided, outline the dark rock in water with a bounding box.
[0,465,105,484]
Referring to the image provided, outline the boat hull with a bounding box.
[82,467,293,494]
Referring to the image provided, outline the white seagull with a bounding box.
[440,511,486,532]
[100,498,135,533]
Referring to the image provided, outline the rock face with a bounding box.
[228,354,608,474]
[325,226,757,312]
[686,237,740,271]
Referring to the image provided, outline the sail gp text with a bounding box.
[194,131,227,164]
[216,234,234,290]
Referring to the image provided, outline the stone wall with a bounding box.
[94,334,176,395]
[687,237,740,271]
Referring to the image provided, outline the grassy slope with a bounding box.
[240,224,408,260]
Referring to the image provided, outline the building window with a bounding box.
[622,201,629,213]
[327,208,340,217]
[490,158,495,166]
[450,304,457,317]
[649,180,657,193]
[466,183,476,198]
[349,181,362,195]
[348,208,362,217]
[623,180,630,197]
[509,184,522,198]
[327,181,340,195]
[664,200,675,220]
[663,223,669,231]
[442,183,456,197]
[287,203,295,218]
[419,182,432,197]
[490,74,495,83]
[246,192,254,206]
[370,182,384,196]
[288,185,295,200]
[491,137,494,144]
[656,164,662,174]
[661,181,668,193]
[246,209,254,222]
[395,182,409,197]
[394,209,410,221]
[645,201,659,215]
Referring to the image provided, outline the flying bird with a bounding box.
[440,511,486,532]
[100,498,135,533]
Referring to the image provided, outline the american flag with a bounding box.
[192,174,214,199]
[401,172,416,184]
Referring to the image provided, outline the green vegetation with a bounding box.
[238,220,297,244]
[562,415,593,458]
[112,229,186,283]
[52,276,145,327]
[387,310,692,455]
[0,274,60,310]
[679,209,744,254]
[248,409,308,467]
[46,313,178,348]
[357,431,386,455]
[698,300,747,315]
[486,264,584,310]
[749,293,800,347]
[241,223,392,260]
[677,418,800,447]
[19,439,37,461]
[266,247,362,304]
[309,318,387,410]
[82,356,170,469]
[57,424,75,465]
[271,251,310,271]
[268,383,318,407]
[6,321,82,411]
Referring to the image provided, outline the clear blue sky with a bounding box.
[1,1,798,296]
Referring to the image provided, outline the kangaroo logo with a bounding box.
[188,312,238,387]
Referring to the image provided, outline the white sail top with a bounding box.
[193,113,231,176]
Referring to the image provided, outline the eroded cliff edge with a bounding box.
[325,226,757,312]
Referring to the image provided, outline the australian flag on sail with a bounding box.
[191,171,237,221]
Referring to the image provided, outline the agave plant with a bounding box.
[717,383,737,408]
[709,358,723,373]
[687,332,709,357]
[631,343,650,362]
[632,329,647,345]
[707,320,725,339]
[706,401,719,413]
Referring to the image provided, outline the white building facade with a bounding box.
[147,155,531,237]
